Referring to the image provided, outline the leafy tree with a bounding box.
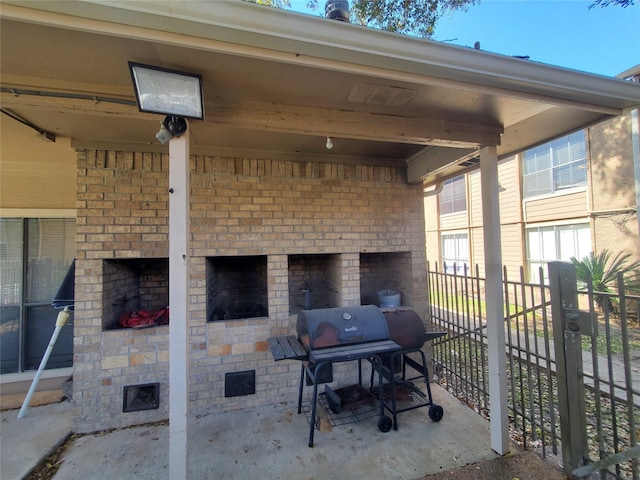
[589,0,635,8]
[250,0,479,38]
[570,249,640,311]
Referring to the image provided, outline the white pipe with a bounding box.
[17,307,71,419]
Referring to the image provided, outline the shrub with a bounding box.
[570,249,640,311]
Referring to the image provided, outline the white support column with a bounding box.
[169,127,190,478]
[480,145,510,455]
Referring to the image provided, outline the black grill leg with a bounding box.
[297,363,305,414]
[308,362,324,447]
[390,353,399,430]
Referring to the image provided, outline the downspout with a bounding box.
[632,108,640,240]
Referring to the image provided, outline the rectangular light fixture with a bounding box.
[129,62,204,120]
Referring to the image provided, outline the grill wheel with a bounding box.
[377,415,393,432]
[429,404,444,422]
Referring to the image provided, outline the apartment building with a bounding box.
[425,70,640,282]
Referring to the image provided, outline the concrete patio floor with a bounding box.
[2,384,567,479]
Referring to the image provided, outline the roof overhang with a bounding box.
[2,0,640,185]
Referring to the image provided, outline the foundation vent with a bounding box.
[123,383,160,412]
[225,370,256,397]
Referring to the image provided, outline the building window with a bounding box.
[523,131,587,198]
[439,175,466,215]
[441,233,469,275]
[0,218,75,374]
[526,223,591,283]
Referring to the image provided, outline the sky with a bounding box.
[288,0,640,77]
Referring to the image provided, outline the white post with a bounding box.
[169,127,190,478]
[479,145,510,455]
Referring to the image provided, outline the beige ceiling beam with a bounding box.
[210,102,503,148]
[0,91,503,148]
[407,146,477,184]
[0,90,137,117]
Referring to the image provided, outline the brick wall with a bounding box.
[73,149,428,432]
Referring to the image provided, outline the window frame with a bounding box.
[523,131,587,199]
[439,175,467,216]
[525,222,591,283]
[441,232,470,275]
[0,216,76,374]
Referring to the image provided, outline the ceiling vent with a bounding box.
[459,157,480,167]
[325,0,350,22]
[348,83,417,107]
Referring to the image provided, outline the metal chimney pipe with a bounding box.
[325,0,350,22]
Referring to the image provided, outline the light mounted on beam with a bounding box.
[128,62,204,120]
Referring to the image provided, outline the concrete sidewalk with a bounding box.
[1,384,566,480]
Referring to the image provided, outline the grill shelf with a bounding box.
[301,386,380,429]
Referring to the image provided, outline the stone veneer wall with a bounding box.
[73,149,428,433]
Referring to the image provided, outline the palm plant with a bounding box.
[570,249,640,312]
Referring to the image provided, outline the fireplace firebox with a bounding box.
[206,256,268,321]
[360,252,411,306]
[102,258,169,330]
[288,254,341,314]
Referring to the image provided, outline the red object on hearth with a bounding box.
[118,308,169,328]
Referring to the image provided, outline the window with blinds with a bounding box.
[439,175,466,215]
[0,217,75,374]
[526,223,591,283]
[523,131,587,198]
[441,232,470,275]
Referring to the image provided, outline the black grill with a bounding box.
[268,305,446,446]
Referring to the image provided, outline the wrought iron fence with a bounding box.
[426,261,639,479]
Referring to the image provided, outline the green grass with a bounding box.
[581,334,640,355]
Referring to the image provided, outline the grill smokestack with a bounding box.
[325,0,350,23]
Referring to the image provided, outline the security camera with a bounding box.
[156,116,188,144]
[156,123,174,144]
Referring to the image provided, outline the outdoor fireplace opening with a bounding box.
[206,255,268,321]
[360,252,412,306]
[102,258,169,330]
[288,254,341,315]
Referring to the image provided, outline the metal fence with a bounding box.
[426,261,639,479]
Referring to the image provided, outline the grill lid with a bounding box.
[382,308,427,350]
[297,305,389,350]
